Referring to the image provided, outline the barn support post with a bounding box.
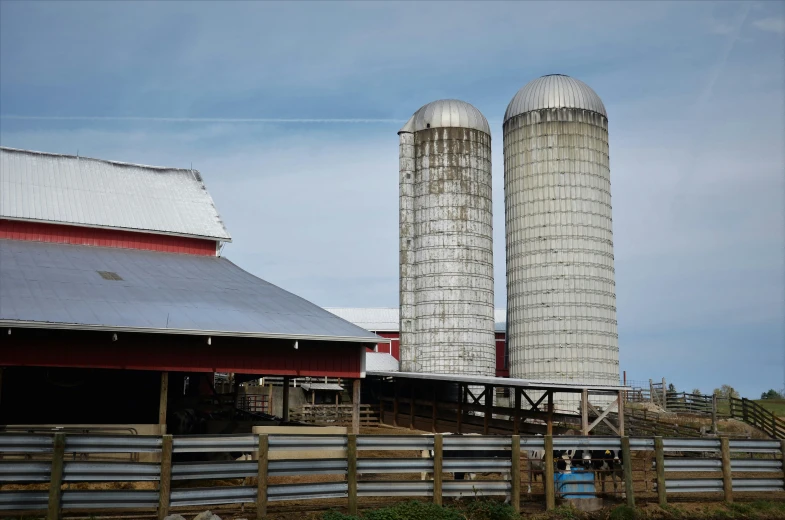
[352,379,361,435]
[662,377,667,411]
[282,376,290,422]
[433,433,443,506]
[513,387,521,435]
[157,435,173,520]
[456,383,463,434]
[654,436,666,507]
[544,434,555,510]
[720,437,733,503]
[257,434,269,519]
[47,432,65,520]
[547,391,554,436]
[621,436,634,507]
[581,389,589,435]
[618,390,625,437]
[158,372,169,428]
[511,435,521,513]
[484,384,493,434]
[347,433,358,516]
[393,379,400,427]
[649,379,654,404]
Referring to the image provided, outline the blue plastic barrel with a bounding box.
[554,468,596,499]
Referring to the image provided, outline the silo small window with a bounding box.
[426,124,431,128]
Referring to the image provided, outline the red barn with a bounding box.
[325,308,509,377]
[0,147,379,431]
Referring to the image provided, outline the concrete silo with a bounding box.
[503,75,619,408]
[398,100,495,377]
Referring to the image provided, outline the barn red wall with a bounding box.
[1,333,363,377]
[0,219,218,256]
[495,332,509,378]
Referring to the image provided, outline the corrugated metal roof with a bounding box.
[0,239,379,343]
[504,74,607,122]
[400,99,490,134]
[301,383,344,391]
[0,147,231,241]
[366,352,400,372]
[325,307,508,333]
[367,371,626,392]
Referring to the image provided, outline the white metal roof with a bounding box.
[0,147,231,241]
[366,352,400,372]
[504,74,607,122]
[400,99,490,134]
[368,370,626,392]
[325,307,507,333]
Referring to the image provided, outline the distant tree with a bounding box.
[668,383,677,393]
[692,388,702,396]
[713,385,740,399]
[760,389,783,400]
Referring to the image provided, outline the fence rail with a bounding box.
[289,404,379,426]
[1,432,783,517]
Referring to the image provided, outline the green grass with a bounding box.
[755,399,785,418]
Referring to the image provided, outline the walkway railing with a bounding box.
[1,432,783,518]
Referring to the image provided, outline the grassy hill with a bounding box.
[754,398,785,417]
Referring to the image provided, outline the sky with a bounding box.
[1,1,784,399]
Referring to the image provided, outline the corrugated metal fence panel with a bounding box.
[0,490,48,511]
[170,487,255,507]
[444,436,510,450]
[662,438,721,452]
[729,439,783,453]
[269,482,348,501]
[443,458,511,473]
[443,480,511,497]
[269,435,348,451]
[270,459,348,477]
[357,458,431,474]
[629,438,655,451]
[173,461,256,480]
[0,434,53,453]
[358,481,432,497]
[61,490,159,509]
[357,435,432,451]
[664,479,724,493]
[553,437,621,450]
[173,435,256,453]
[732,479,785,492]
[662,459,784,473]
[0,461,51,482]
[65,435,161,453]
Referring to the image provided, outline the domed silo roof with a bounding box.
[504,74,607,122]
[400,99,490,134]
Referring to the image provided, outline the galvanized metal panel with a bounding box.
[729,439,782,453]
[270,459,348,476]
[0,434,53,453]
[400,100,490,134]
[553,437,620,450]
[325,308,400,332]
[662,459,783,473]
[662,439,721,452]
[357,458,431,474]
[504,75,607,121]
[629,438,655,451]
[0,239,380,343]
[269,435,347,450]
[444,436,510,450]
[173,435,256,453]
[357,435,433,451]
[443,480,511,497]
[66,435,161,453]
[61,490,159,509]
[367,371,626,391]
[0,461,51,482]
[443,458,511,473]
[64,462,160,481]
[170,486,255,507]
[268,482,348,501]
[0,490,48,511]
[358,481,432,497]
[732,478,785,492]
[0,147,231,241]
[173,461,256,480]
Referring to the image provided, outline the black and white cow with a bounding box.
[590,449,624,495]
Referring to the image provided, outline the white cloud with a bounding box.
[753,17,785,33]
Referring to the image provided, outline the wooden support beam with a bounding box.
[521,389,548,412]
[654,436,666,507]
[587,400,619,435]
[617,391,625,437]
[720,437,733,503]
[621,436,634,508]
[47,433,65,520]
[513,388,521,435]
[581,389,589,436]
[544,434,555,510]
[433,434,443,506]
[352,379,361,435]
[484,384,492,435]
[511,435,521,513]
[158,372,169,427]
[347,434,358,515]
[282,377,290,422]
[257,434,269,520]
[547,391,553,436]
[157,435,173,520]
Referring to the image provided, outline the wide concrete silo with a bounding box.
[398,99,495,377]
[503,75,619,409]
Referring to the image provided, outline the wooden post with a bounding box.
[347,434,358,516]
[282,376,290,422]
[513,387,521,435]
[433,434,443,506]
[352,379,361,435]
[547,391,554,436]
[379,396,385,425]
[621,437,634,508]
[157,435,173,520]
[47,433,65,520]
[618,390,625,437]
[720,437,733,503]
[741,398,749,424]
[484,385,492,435]
[581,389,589,435]
[544,434,555,510]
[457,384,464,434]
[662,377,667,411]
[511,435,521,513]
[712,394,718,434]
[431,388,437,433]
[393,380,400,427]
[409,385,416,430]
[654,436,666,507]
[158,372,169,427]
[257,434,269,520]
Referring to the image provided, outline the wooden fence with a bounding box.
[1,432,784,519]
[289,404,379,427]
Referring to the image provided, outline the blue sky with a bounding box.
[1,1,783,399]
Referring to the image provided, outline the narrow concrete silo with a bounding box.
[503,75,619,409]
[398,100,495,377]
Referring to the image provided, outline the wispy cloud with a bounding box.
[753,17,785,34]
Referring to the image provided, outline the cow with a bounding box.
[590,449,624,495]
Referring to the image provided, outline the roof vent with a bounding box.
[97,271,123,281]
